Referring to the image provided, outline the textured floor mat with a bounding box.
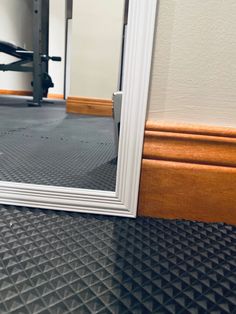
[0,97,117,191]
[0,204,235,313]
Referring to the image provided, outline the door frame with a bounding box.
[0,0,158,218]
[64,0,73,99]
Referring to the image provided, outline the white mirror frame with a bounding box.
[0,0,157,218]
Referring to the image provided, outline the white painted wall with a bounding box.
[49,0,66,96]
[148,0,236,128]
[69,0,124,99]
[0,0,33,91]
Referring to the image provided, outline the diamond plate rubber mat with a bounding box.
[0,205,235,313]
[0,97,117,191]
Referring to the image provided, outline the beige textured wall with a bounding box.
[148,0,236,128]
[70,0,124,99]
[0,0,33,91]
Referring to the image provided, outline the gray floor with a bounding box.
[0,96,117,191]
[0,204,235,313]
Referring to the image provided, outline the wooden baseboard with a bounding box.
[0,89,64,100]
[0,89,33,97]
[66,96,113,117]
[138,122,236,225]
[47,94,64,100]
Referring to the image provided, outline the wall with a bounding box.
[69,0,124,99]
[148,0,236,128]
[49,0,66,96]
[0,0,33,91]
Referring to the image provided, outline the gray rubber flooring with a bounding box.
[0,96,117,191]
[0,204,235,313]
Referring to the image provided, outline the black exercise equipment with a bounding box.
[0,41,31,61]
[0,40,61,98]
[0,0,61,106]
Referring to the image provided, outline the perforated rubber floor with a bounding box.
[0,96,117,191]
[0,204,235,313]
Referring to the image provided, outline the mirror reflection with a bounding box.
[0,0,128,191]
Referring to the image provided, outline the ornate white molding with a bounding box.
[0,0,158,217]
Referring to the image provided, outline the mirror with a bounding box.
[0,0,128,192]
[0,0,157,217]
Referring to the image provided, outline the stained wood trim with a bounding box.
[146,121,236,138]
[0,89,64,100]
[48,94,64,100]
[138,122,236,224]
[138,159,236,225]
[0,89,33,97]
[143,130,236,167]
[66,96,113,117]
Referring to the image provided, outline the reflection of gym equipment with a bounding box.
[0,0,61,106]
[0,41,61,98]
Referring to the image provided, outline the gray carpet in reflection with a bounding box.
[0,97,117,191]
